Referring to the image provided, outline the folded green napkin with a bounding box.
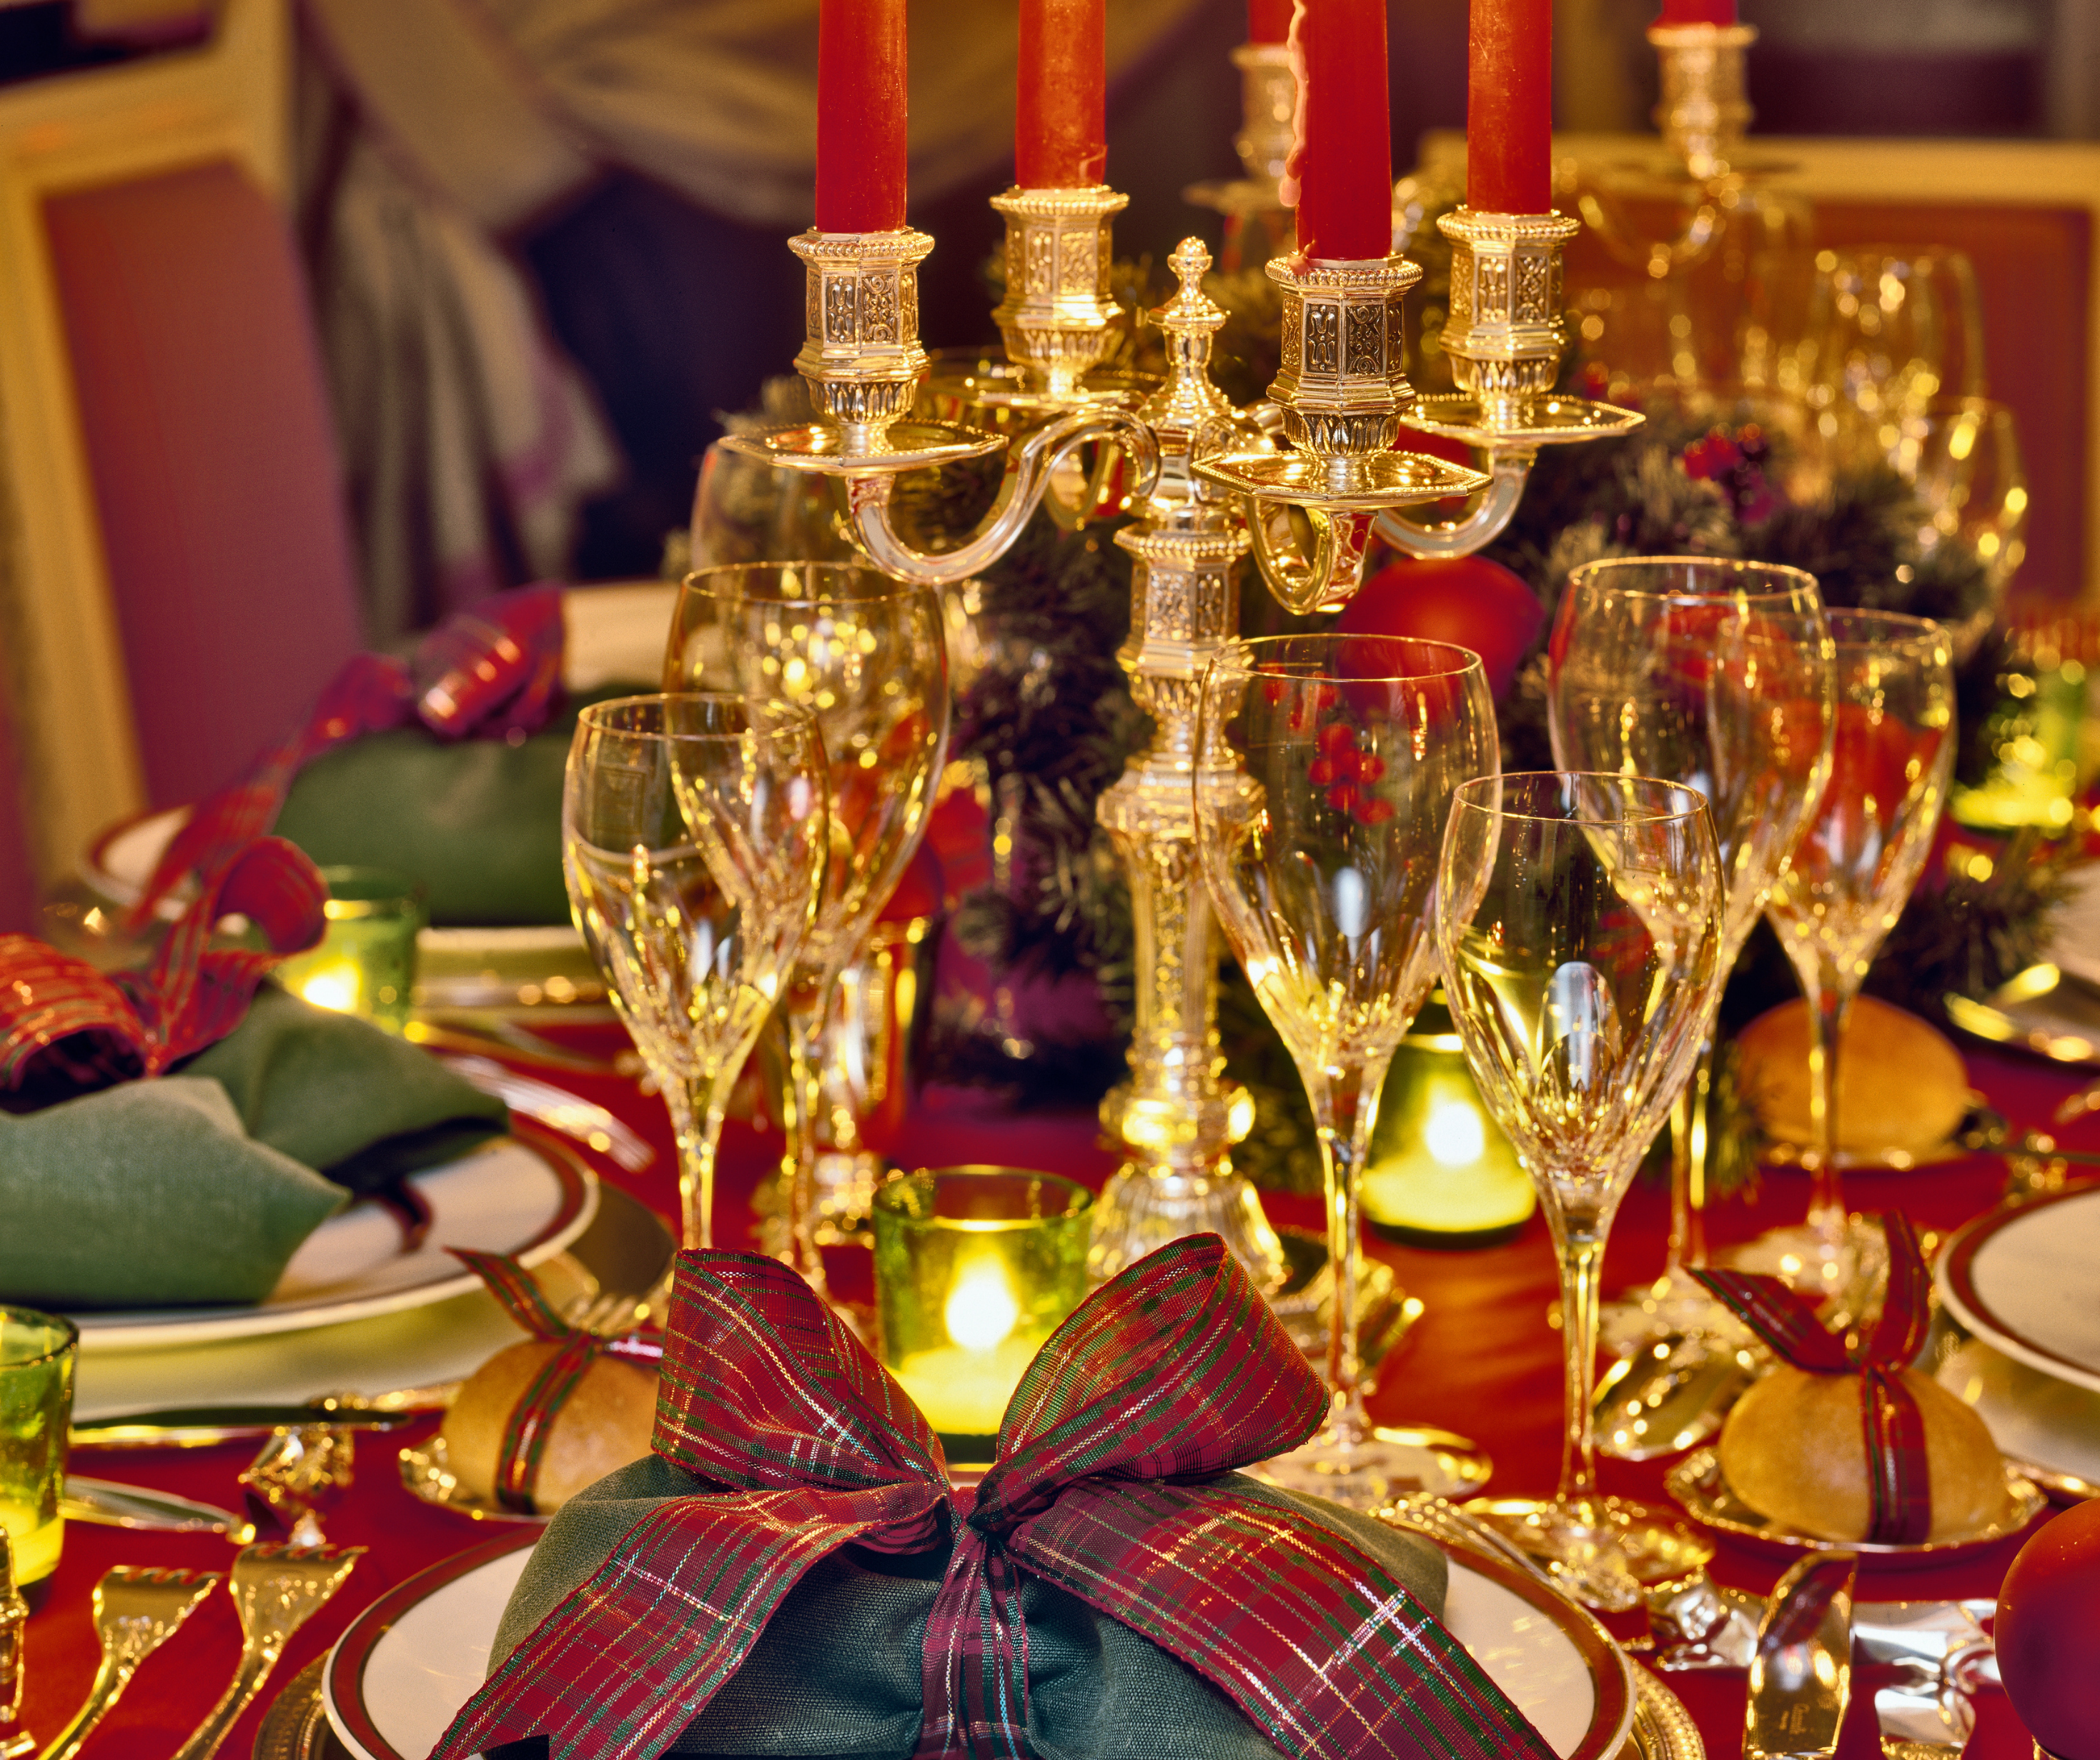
[494,1458,1447,1760]
[272,689,642,926]
[0,1077,347,1308]
[181,983,508,1193]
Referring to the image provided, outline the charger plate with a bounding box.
[1936,1336,2100,1502]
[70,1125,595,1351]
[1664,1447,2046,1561]
[1937,1183,2100,1393]
[319,1526,1638,1760]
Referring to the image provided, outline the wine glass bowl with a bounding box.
[667,563,951,1287]
[563,693,829,1250]
[1195,633,1497,1508]
[1436,772,1726,1607]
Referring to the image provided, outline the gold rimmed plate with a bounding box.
[398,1434,547,1526]
[1663,1446,2046,1562]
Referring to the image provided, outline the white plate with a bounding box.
[1938,1335,2100,1493]
[2049,864,2100,993]
[321,1529,1633,1760]
[69,1131,595,1351]
[1936,1183,2100,1394]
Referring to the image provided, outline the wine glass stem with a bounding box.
[1806,961,1854,1240]
[1312,1059,1385,1438]
[1663,1038,1715,1276]
[1550,1210,1608,1514]
[661,1073,727,1251]
[783,1002,831,1297]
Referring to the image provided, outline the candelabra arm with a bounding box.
[847,406,1159,588]
[1240,499,1381,615]
[1374,449,1534,559]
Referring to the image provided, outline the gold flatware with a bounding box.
[239,1428,355,1546]
[0,1532,30,1759]
[171,1544,362,1760]
[36,1565,222,1760]
[60,1477,254,1541]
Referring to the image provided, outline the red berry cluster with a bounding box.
[1308,716,1392,825]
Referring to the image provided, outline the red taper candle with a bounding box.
[1017,0,1107,187]
[1287,0,1392,259]
[1656,0,1737,21]
[1249,0,1294,44]
[1467,0,1552,214]
[816,0,907,232]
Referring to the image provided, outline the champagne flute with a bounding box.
[1436,773,1725,1608]
[667,563,949,1295]
[563,694,828,1249]
[1195,634,1497,1508]
[1547,557,1836,1299]
[1726,610,1956,1301]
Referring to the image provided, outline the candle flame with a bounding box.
[1424,1097,1486,1168]
[944,1260,1019,1353]
[297,965,362,1015]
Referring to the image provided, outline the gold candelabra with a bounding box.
[1184,42,1298,272]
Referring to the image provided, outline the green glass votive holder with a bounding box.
[273,866,423,1035]
[872,1168,1092,1462]
[0,1308,76,1586]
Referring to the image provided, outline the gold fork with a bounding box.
[170,1544,362,1760]
[36,1566,221,1760]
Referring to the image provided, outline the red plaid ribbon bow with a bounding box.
[432,1235,1553,1760]
[1693,1212,1933,1543]
[0,837,327,1103]
[132,584,565,927]
[450,1249,663,1515]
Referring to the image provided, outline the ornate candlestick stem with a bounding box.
[1379,209,1642,558]
[721,224,1156,587]
[1197,254,1489,614]
[991,185,1129,402]
[1185,42,1299,272]
[1091,239,1284,1290]
[1649,22,1758,180]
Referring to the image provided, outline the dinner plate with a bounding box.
[1936,1183,2100,1394]
[1936,1335,2100,1501]
[2050,862,2100,992]
[320,1527,1636,1760]
[68,1127,595,1352]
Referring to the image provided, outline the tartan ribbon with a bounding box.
[450,1248,660,1516]
[1692,1212,1933,1543]
[0,837,327,1103]
[132,583,565,928]
[431,1236,1555,1760]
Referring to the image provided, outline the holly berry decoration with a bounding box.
[1996,1496,2100,1759]
[1337,556,1544,697]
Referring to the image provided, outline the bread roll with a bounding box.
[1718,1362,2006,1543]
[441,1340,658,1513]
[1736,996,1971,1164]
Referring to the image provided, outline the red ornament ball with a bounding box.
[1997,1498,2100,1759]
[1337,556,1544,696]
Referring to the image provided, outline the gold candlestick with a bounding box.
[1650,22,1758,181]
[1185,41,1298,272]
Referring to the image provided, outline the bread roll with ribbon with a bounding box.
[1695,1213,2005,1543]
[445,1250,659,1515]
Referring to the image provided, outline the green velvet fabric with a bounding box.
[0,1076,347,1307]
[493,1456,1450,1760]
[180,984,509,1194]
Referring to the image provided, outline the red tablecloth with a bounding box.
[18,1033,2085,1759]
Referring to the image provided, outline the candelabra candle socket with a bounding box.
[1231,42,1296,185]
[792,227,931,443]
[1648,23,1758,179]
[991,185,1129,402]
[1436,208,1580,431]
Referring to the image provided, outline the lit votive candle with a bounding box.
[0,1307,76,1586]
[271,865,423,1034]
[873,1167,1092,1458]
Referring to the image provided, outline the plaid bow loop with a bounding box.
[432,1238,1555,1760]
[1693,1213,1933,1543]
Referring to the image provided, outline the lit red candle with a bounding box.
[1287,0,1392,259]
[1466,0,1552,214]
[1249,0,1294,44]
[816,0,907,232]
[1656,0,1737,21]
[1017,0,1106,188]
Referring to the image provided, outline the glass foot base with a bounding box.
[1715,1213,1888,1326]
[1600,1266,1753,1356]
[1460,1496,1713,1612]
[1249,1424,1494,1512]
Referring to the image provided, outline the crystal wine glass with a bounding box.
[563,693,828,1249]
[1436,773,1726,1607]
[667,563,949,1294]
[1725,609,1956,1303]
[1195,634,1497,1508]
[1548,557,1836,1305]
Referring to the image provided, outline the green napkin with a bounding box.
[181,984,508,1193]
[495,1458,1447,1760]
[0,1078,347,1308]
[272,689,643,926]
